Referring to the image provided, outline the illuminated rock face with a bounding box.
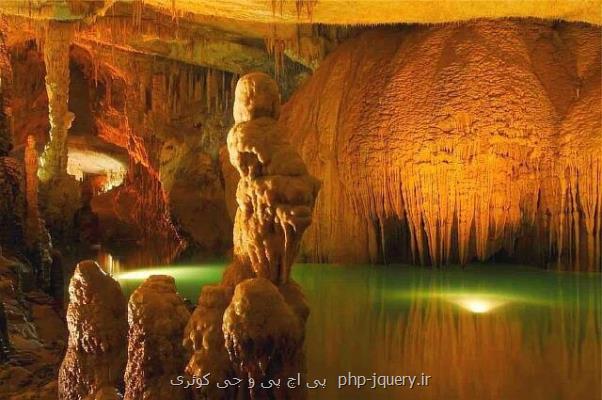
[124,275,190,400]
[58,261,127,400]
[280,21,601,270]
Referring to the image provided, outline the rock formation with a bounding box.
[124,275,191,400]
[183,285,234,400]
[58,260,128,400]
[226,72,320,284]
[24,135,41,247]
[38,21,74,182]
[223,278,307,399]
[185,72,319,399]
[0,246,67,400]
[24,134,54,290]
[279,21,601,270]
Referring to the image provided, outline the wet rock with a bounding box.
[124,275,191,400]
[183,284,234,399]
[223,278,305,399]
[58,260,127,400]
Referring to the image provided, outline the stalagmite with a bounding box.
[185,72,319,399]
[183,285,234,400]
[24,135,40,247]
[124,275,191,400]
[227,72,320,284]
[222,278,305,398]
[58,261,128,400]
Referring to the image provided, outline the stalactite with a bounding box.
[265,35,286,78]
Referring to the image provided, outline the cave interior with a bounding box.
[0,1,600,400]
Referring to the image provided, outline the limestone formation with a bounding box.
[183,285,234,400]
[184,72,318,399]
[38,21,75,182]
[124,275,191,400]
[223,278,305,398]
[58,260,128,400]
[24,134,54,289]
[227,72,320,285]
[279,21,602,270]
[24,135,40,247]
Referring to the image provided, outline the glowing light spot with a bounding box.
[116,268,175,280]
[452,295,508,314]
[67,147,127,192]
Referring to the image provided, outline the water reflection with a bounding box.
[297,265,601,400]
[101,256,600,400]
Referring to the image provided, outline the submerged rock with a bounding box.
[58,260,127,400]
[124,275,190,400]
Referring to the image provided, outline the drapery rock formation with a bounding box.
[58,260,127,400]
[124,275,190,400]
[279,21,601,270]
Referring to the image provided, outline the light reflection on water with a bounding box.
[96,254,601,400]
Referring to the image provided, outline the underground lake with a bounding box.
[106,258,601,400]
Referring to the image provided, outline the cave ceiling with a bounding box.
[0,0,599,81]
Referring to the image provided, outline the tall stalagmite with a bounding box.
[124,275,191,400]
[226,72,321,284]
[279,21,602,270]
[58,261,128,400]
[186,72,319,399]
[24,135,40,246]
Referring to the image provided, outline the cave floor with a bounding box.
[103,254,600,400]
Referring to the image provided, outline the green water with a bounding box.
[112,262,601,400]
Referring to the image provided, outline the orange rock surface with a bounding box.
[280,21,601,270]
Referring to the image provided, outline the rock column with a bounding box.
[58,261,127,400]
[39,21,74,182]
[124,275,191,400]
[186,72,320,400]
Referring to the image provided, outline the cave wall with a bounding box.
[70,45,234,255]
[279,20,601,270]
